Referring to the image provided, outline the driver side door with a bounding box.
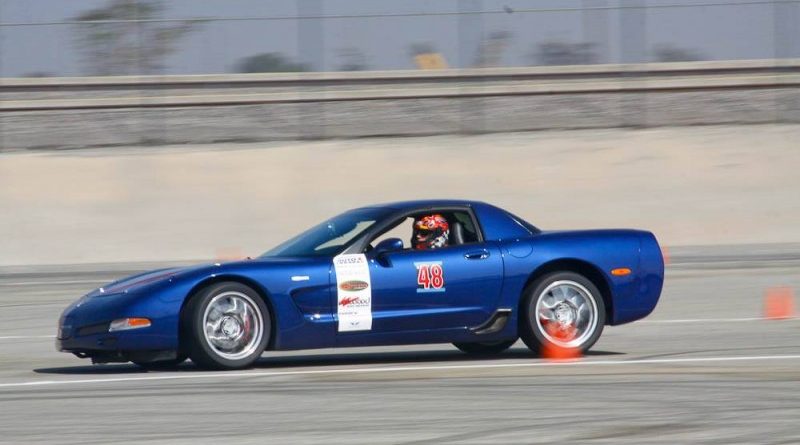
[335,210,504,344]
[367,243,503,333]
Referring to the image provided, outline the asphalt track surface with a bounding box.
[1,253,799,444]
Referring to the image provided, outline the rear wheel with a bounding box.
[184,282,270,370]
[520,272,605,355]
[453,339,517,355]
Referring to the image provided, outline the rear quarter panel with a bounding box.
[497,229,664,327]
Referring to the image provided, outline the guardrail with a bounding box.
[1,59,799,112]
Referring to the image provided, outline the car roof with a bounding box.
[343,199,537,246]
[358,199,486,212]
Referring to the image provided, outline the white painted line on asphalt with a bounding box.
[0,335,54,340]
[0,317,792,341]
[0,280,107,286]
[2,354,800,390]
[640,317,771,324]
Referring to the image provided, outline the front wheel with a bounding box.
[520,272,605,355]
[184,282,271,370]
[453,339,517,355]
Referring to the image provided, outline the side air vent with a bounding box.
[469,308,512,335]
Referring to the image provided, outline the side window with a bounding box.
[452,211,480,244]
[370,217,414,250]
[367,210,482,252]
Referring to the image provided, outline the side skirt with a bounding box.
[469,308,512,335]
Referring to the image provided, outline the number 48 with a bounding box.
[417,264,444,290]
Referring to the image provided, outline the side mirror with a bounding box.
[374,238,404,257]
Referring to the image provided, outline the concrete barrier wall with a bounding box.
[1,124,798,266]
[2,60,799,149]
[1,89,799,149]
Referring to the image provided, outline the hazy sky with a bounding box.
[0,0,797,76]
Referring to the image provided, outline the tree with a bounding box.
[73,0,198,76]
[336,47,368,72]
[653,44,705,62]
[22,72,53,78]
[408,42,437,57]
[532,41,597,66]
[474,31,512,68]
[234,53,309,73]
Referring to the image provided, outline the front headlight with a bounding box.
[108,318,151,332]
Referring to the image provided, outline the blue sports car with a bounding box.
[57,200,664,370]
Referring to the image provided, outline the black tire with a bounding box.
[133,354,188,370]
[183,282,271,370]
[453,339,517,355]
[519,271,605,355]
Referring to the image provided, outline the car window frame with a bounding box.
[344,205,486,255]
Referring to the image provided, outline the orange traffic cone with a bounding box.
[764,286,795,320]
[541,325,582,361]
[541,342,582,361]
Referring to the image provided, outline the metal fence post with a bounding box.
[774,0,800,123]
[458,0,485,134]
[0,1,4,151]
[582,0,610,64]
[619,0,648,128]
[297,0,325,139]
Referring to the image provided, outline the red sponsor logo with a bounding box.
[339,280,369,292]
[339,296,362,306]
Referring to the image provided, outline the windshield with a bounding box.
[261,207,394,258]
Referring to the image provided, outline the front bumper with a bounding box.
[57,320,179,364]
[57,292,179,360]
[56,328,174,353]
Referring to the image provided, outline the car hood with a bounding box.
[86,257,326,297]
[87,267,182,296]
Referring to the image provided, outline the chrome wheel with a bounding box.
[202,291,264,361]
[535,280,598,348]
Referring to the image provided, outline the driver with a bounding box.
[412,214,450,250]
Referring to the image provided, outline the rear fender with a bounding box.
[498,230,650,327]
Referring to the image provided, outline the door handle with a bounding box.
[464,249,490,260]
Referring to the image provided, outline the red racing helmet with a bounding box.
[412,214,450,249]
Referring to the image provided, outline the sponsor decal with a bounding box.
[339,280,370,292]
[334,254,372,332]
[335,255,365,265]
[415,261,446,293]
[339,296,369,307]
